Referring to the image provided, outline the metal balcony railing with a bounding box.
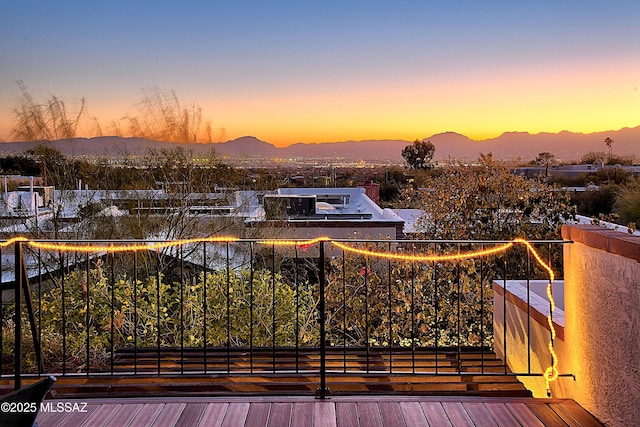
[1,237,568,397]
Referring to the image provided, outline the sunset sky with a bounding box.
[1,1,639,146]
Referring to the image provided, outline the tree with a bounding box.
[613,179,640,231]
[604,137,614,162]
[402,139,436,170]
[25,144,67,187]
[404,154,575,240]
[534,152,556,177]
[581,151,606,165]
[12,81,87,142]
[115,86,222,143]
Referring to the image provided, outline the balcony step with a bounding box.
[0,349,531,398]
[110,347,506,374]
[0,373,531,398]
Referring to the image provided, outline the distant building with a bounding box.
[514,162,640,179]
[247,187,405,240]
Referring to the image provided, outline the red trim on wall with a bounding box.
[562,225,640,263]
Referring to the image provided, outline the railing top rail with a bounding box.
[2,237,572,245]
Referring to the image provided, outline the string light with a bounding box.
[332,240,515,262]
[0,236,29,248]
[22,236,239,253]
[260,237,330,247]
[3,234,559,393]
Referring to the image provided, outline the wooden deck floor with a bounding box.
[35,395,603,426]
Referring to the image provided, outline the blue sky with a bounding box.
[1,1,639,145]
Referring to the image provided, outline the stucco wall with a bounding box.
[561,225,640,427]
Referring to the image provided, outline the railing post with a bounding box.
[316,241,330,399]
[14,241,23,390]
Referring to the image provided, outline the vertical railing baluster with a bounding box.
[294,244,300,373]
[316,240,328,399]
[202,242,207,374]
[433,252,438,375]
[85,253,90,375]
[180,244,184,374]
[37,249,43,376]
[156,250,161,375]
[61,250,66,375]
[14,241,23,389]
[388,242,393,374]
[226,242,231,373]
[364,253,370,372]
[456,244,461,374]
[410,244,416,374]
[527,247,532,375]
[249,242,254,373]
[342,251,347,373]
[548,242,555,397]
[0,246,3,378]
[110,248,115,375]
[21,248,42,376]
[480,244,485,375]
[271,243,276,373]
[503,250,508,375]
[133,251,138,374]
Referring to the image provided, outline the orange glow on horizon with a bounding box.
[1,57,637,147]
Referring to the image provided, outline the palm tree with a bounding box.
[604,137,614,163]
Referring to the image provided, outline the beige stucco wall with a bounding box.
[561,225,640,427]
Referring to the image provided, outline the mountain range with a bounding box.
[1,126,638,164]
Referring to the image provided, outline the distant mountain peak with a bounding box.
[430,131,469,139]
[226,136,269,144]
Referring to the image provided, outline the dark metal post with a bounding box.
[14,242,23,390]
[316,241,330,398]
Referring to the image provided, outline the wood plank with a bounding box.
[314,401,337,427]
[129,403,164,427]
[357,402,383,427]
[550,401,604,427]
[526,403,569,426]
[420,402,452,426]
[268,403,292,427]
[399,402,428,427]
[245,403,271,426]
[379,402,406,427]
[104,402,144,427]
[484,402,522,427]
[50,403,98,427]
[175,403,207,427]
[221,402,250,427]
[36,407,69,427]
[336,402,359,427]
[441,402,474,427]
[197,403,229,427]
[291,402,314,427]
[152,402,186,427]
[80,403,122,426]
[549,403,583,427]
[508,403,545,427]
[462,402,498,426]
